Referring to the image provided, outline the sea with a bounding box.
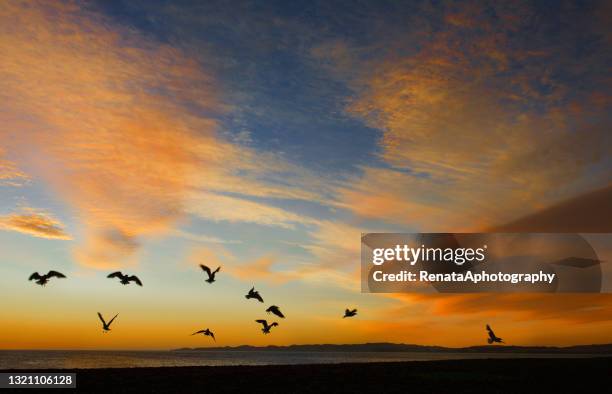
[0,350,603,370]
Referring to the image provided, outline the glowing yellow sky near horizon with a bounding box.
[1,1,611,350]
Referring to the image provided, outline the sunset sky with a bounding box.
[1,0,611,350]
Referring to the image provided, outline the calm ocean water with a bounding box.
[0,350,602,369]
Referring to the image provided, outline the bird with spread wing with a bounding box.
[98,312,119,333]
[486,324,504,344]
[343,308,357,318]
[28,270,66,286]
[266,305,285,318]
[245,287,264,303]
[256,319,278,334]
[192,328,215,341]
[107,271,143,286]
[200,264,221,283]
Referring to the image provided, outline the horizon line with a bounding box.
[3,342,612,352]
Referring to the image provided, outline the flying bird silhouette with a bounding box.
[98,312,119,332]
[343,308,358,318]
[28,270,66,286]
[200,264,221,283]
[245,287,264,303]
[266,305,285,318]
[486,324,504,344]
[107,271,143,286]
[192,328,215,341]
[255,319,278,334]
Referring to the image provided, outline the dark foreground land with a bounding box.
[4,357,611,393]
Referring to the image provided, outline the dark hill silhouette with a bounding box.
[174,342,612,354]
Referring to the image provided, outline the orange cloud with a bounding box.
[226,255,305,284]
[0,211,71,240]
[190,246,308,285]
[0,1,329,268]
[0,1,224,267]
[337,167,481,231]
[315,1,612,230]
[0,149,28,186]
[395,293,612,325]
[186,240,357,287]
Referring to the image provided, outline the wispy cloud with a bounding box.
[185,191,320,229]
[225,255,303,284]
[0,1,330,268]
[186,244,305,285]
[0,210,71,240]
[172,229,241,244]
[316,1,612,229]
[0,149,29,187]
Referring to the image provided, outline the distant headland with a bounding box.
[174,342,612,354]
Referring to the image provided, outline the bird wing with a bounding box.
[213,266,221,274]
[107,313,119,327]
[351,309,357,314]
[29,272,41,281]
[254,293,264,303]
[268,306,284,318]
[128,275,143,286]
[486,325,496,338]
[249,287,255,294]
[97,312,107,326]
[271,322,278,327]
[255,319,267,327]
[192,330,206,335]
[200,264,212,276]
[107,271,123,279]
[208,331,215,341]
[47,270,66,279]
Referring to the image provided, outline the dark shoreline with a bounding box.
[3,357,611,393]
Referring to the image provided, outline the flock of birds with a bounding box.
[27,266,359,341]
[28,268,505,344]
